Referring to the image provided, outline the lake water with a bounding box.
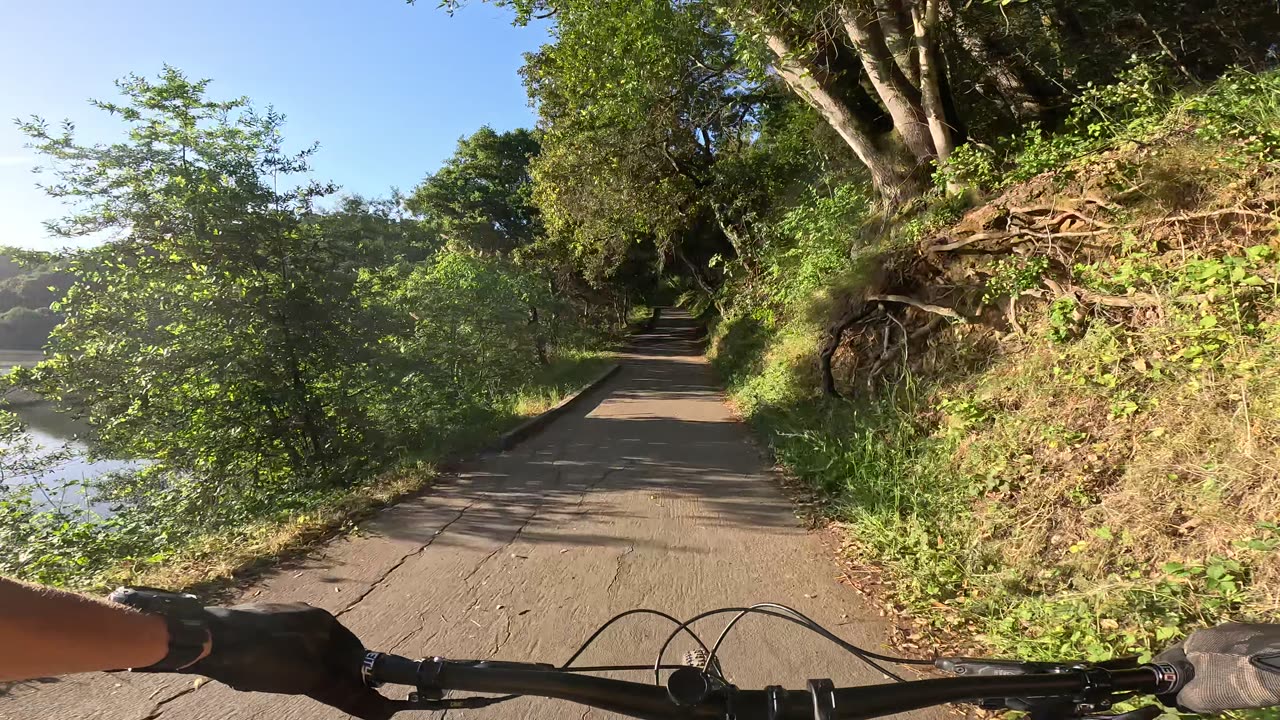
[0,350,139,516]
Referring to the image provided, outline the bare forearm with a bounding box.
[0,577,168,681]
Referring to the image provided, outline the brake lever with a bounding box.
[1083,706,1163,720]
[936,656,1143,677]
[936,657,1076,676]
[404,693,520,710]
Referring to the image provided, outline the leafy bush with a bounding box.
[899,193,970,244]
[948,65,1280,194]
[945,58,1177,191]
[1188,69,1280,162]
[983,256,1050,303]
[755,183,870,311]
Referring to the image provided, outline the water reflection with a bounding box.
[2,401,140,517]
[0,351,142,516]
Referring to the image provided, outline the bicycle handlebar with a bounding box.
[364,652,1186,720]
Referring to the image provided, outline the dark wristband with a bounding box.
[108,587,210,672]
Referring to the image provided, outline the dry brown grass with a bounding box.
[819,127,1280,633]
[905,135,1280,621]
[119,465,436,595]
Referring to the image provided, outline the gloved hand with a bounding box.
[185,603,397,720]
[1157,622,1280,714]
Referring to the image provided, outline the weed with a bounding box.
[984,256,1050,303]
[900,193,970,244]
[1188,70,1280,163]
[1048,297,1083,342]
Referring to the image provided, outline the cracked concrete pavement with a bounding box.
[1,309,942,720]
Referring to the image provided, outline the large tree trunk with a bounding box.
[837,3,936,162]
[819,39,895,133]
[528,304,549,365]
[941,2,1051,124]
[763,31,921,204]
[911,0,955,165]
[874,0,919,86]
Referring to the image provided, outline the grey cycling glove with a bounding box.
[1157,623,1280,714]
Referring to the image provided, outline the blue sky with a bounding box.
[0,0,549,250]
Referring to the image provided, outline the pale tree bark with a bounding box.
[837,3,936,162]
[873,0,919,86]
[939,1,1049,124]
[910,0,955,166]
[712,204,757,273]
[675,245,724,314]
[762,30,920,204]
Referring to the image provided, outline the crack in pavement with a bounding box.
[137,683,199,720]
[570,463,629,515]
[387,624,442,657]
[458,502,544,592]
[336,501,475,618]
[457,467,562,592]
[492,612,512,657]
[605,545,635,594]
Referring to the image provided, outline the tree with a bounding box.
[407,127,542,255]
[717,0,967,202]
[19,68,393,498]
[434,0,1280,208]
[0,307,60,350]
[317,194,442,263]
[520,0,769,302]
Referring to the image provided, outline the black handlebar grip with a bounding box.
[1158,623,1280,713]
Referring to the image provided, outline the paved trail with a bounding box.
[3,310,940,720]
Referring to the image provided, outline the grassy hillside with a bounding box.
[711,69,1280,663]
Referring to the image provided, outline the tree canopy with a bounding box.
[407,126,542,255]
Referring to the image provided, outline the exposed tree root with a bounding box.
[822,196,1277,398]
[928,203,1279,256]
[867,294,968,321]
